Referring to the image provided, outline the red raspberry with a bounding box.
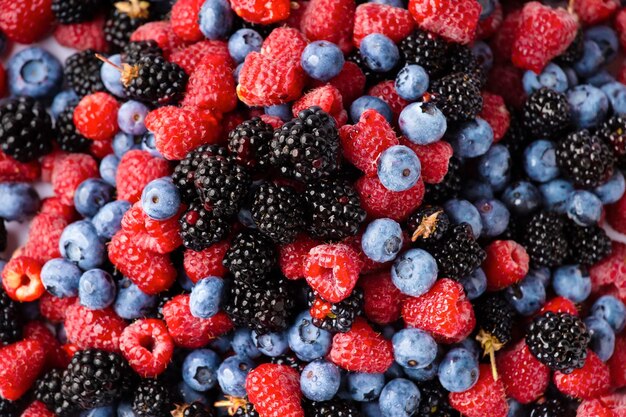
[367,80,409,121]
[597,393,626,415]
[573,0,619,25]
[64,301,126,352]
[286,0,309,29]
[278,234,320,280]
[399,138,453,184]
[340,109,399,176]
[304,243,362,303]
[131,21,187,59]
[22,401,56,417]
[483,240,529,291]
[115,150,171,203]
[183,55,238,114]
[171,0,204,42]
[538,296,579,316]
[246,364,304,417]
[476,2,503,40]
[0,0,54,44]
[259,114,284,129]
[0,339,46,401]
[73,92,119,141]
[22,213,68,264]
[309,61,366,106]
[607,193,626,234]
[512,2,578,73]
[121,203,182,254]
[53,15,108,52]
[300,0,355,53]
[231,0,291,24]
[486,64,527,110]
[2,256,44,302]
[24,321,70,370]
[162,294,233,349]
[616,9,626,50]
[553,350,611,400]
[51,153,99,205]
[342,232,390,274]
[590,243,626,298]
[490,9,521,63]
[577,400,616,417]
[40,197,78,222]
[184,242,230,283]
[292,85,347,126]
[609,334,626,388]
[119,318,174,378]
[261,27,308,66]
[328,317,394,373]
[353,3,414,46]
[170,40,232,74]
[0,150,40,182]
[402,278,475,343]
[145,106,220,160]
[355,175,425,222]
[359,271,405,324]
[89,137,114,159]
[408,0,481,44]
[448,364,509,417]
[496,339,550,404]
[479,92,510,143]
[309,295,332,320]
[41,150,67,182]
[109,230,177,295]
[39,293,76,323]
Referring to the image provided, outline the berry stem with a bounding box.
[214,396,249,416]
[476,329,503,381]
[94,54,139,87]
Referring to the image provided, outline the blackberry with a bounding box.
[304,178,366,241]
[566,223,612,266]
[124,55,188,105]
[55,105,91,153]
[270,354,305,372]
[598,115,626,169]
[501,113,530,172]
[251,182,305,244]
[554,30,584,66]
[416,380,455,417]
[172,402,215,417]
[526,311,590,373]
[132,379,171,417]
[529,398,566,417]
[474,293,514,370]
[522,88,571,139]
[179,202,230,251]
[0,287,22,345]
[307,288,364,333]
[223,230,277,284]
[522,211,568,268]
[0,398,18,417]
[105,0,152,51]
[445,44,485,88]
[407,206,450,245]
[121,40,163,65]
[227,117,273,171]
[346,51,388,86]
[193,155,251,218]
[0,96,54,162]
[424,157,462,204]
[232,403,259,417]
[64,49,106,97]
[269,107,340,181]
[61,349,134,410]
[304,399,362,417]
[556,129,614,188]
[52,0,99,23]
[430,72,482,122]
[171,145,228,203]
[0,218,6,252]
[34,369,77,417]
[398,29,449,77]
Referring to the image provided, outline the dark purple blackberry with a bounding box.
[124,55,188,105]
[407,206,450,245]
[416,380,455,417]
[55,105,91,153]
[121,40,163,65]
[522,88,571,139]
[399,29,449,77]
[179,203,231,251]
[227,117,273,171]
[0,398,18,417]
[529,398,566,417]
[554,30,584,66]
[232,403,259,417]
[304,399,362,417]
[171,145,228,203]
[307,288,363,333]
[270,354,305,372]
[445,44,485,88]
[223,230,277,284]
[430,72,483,122]
[52,0,99,23]
[104,0,153,51]
[474,293,514,354]
[597,115,626,169]
[556,129,614,188]
[522,211,569,268]
[0,286,22,345]
[0,97,54,162]
[566,223,612,266]
[64,49,106,96]
[173,402,215,417]
[34,369,78,417]
[424,157,462,205]
[251,182,305,244]
[132,379,171,417]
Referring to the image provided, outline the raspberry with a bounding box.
[278,234,321,280]
[0,0,54,44]
[115,150,171,203]
[359,271,405,325]
[261,27,308,65]
[367,80,409,121]
[609,334,626,388]
[162,294,233,349]
[340,109,398,176]
[399,138,453,184]
[1,256,44,302]
[89,137,114,159]
[408,0,481,44]
[121,203,182,254]
[483,240,529,291]
[300,0,355,53]
[573,0,619,25]
[590,243,626,298]
[448,364,509,417]
[130,21,186,59]
[170,40,232,74]
[42,150,68,182]
[328,317,394,373]
[54,15,109,52]
[607,193,626,234]
[183,241,230,283]
[343,232,391,274]
[402,278,475,343]
[0,150,40,182]
[40,194,75,221]
[293,85,347,126]
[73,92,120,141]
[309,61,366,106]
[577,400,615,417]
[183,55,238,114]
[246,364,304,417]
[479,92,510,143]
[553,350,611,400]
[170,0,204,42]
[0,339,46,401]
[617,9,626,51]
[259,114,283,129]
[39,293,76,323]
[496,340,550,404]
[476,2,503,40]
[512,2,578,73]
[51,153,99,205]
[231,0,291,24]
[353,3,414,46]
[22,213,68,264]
[490,10,521,63]
[22,401,55,417]
[486,64,527,110]
[24,321,70,370]
[538,296,579,316]
[64,301,126,352]
[304,243,362,303]
[355,175,425,222]
[119,318,174,378]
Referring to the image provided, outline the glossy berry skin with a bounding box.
[448,118,494,158]
[113,278,157,320]
[231,328,261,359]
[7,47,63,99]
[399,102,447,145]
[345,372,385,402]
[459,268,487,300]
[92,200,131,240]
[522,63,568,94]
[189,276,224,319]
[592,295,626,332]
[584,315,615,362]
[252,331,288,357]
[301,41,345,82]
[140,177,181,221]
[78,269,116,310]
[198,0,233,40]
[438,347,479,393]
[59,220,106,270]
[0,182,40,221]
[505,272,546,316]
[361,218,403,263]
[523,140,560,183]
[395,65,429,101]
[444,199,482,239]
[538,179,573,214]
[300,360,341,402]
[552,265,591,303]
[350,95,393,124]
[474,199,510,238]
[100,55,126,98]
[391,249,438,297]
[288,311,332,362]
[228,28,263,64]
[217,355,254,397]
[567,84,609,129]
[378,378,421,417]
[594,171,626,205]
[117,101,149,136]
[73,179,115,218]
[377,145,421,192]
[182,349,221,392]
[392,328,437,370]
[477,144,511,191]
[360,34,400,73]
[566,190,602,226]
[40,258,82,298]
[575,40,606,78]
[100,154,120,187]
[502,181,542,216]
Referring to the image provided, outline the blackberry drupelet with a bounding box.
[529,398,566,417]
[445,44,485,88]
[424,157,462,205]
[132,379,171,417]
[223,230,277,284]
[554,30,584,66]
[193,155,251,218]
[526,312,590,373]
[407,206,450,245]
[566,223,612,266]
[232,403,259,417]
[474,293,514,347]
[304,178,366,241]
[105,0,152,51]
[52,0,99,23]
[55,105,91,153]
[522,211,568,268]
[304,399,363,417]
[172,145,228,203]
[0,96,54,162]
[556,129,614,188]
[64,49,106,97]
[179,202,231,251]
[346,51,388,86]
[34,369,77,417]
[429,72,483,123]
[0,287,22,345]
[522,88,571,139]
[173,402,215,417]
[0,398,18,417]
[61,349,134,410]
[227,117,273,171]
[121,40,163,65]
[269,107,340,181]
[124,55,188,105]
[0,219,6,252]
[307,288,363,333]
[416,380,455,417]
[598,115,626,169]
[270,354,305,372]
[398,29,449,77]
[251,182,305,244]
[501,113,530,175]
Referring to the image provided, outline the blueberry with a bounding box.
[59,220,106,269]
[117,100,149,136]
[522,63,568,94]
[385,362,406,380]
[477,144,511,191]
[585,25,619,62]
[587,70,615,87]
[99,154,120,187]
[41,258,82,298]
[592,295,626,332]
[7,47,63,99]
[300,360,341,401]
[361,218,403,263]
[288,311,333,361]
[461,180,494,202]
[80,405,115,417]
[473,198,510,238]
[459,268,487,300]
[360,33,400,73]
[177,382,208,405]
[391,249,438,297]
[477,0,495,19]
[251,331,288,357]
[392,328,437,369]
[539,179,574,213]
[141,177,181,220]
[531,267,552,287]
[377,145,421,192]
[346,372,385,402]
[574,40,605,78]
[443,199,482,239]
[447,117,494,158]
[378,378,420,417]
[100,54,126,98]
[50,90,79,119]
[231,328,261,359]
[229,28,263,64]
[350,95,394,124]
[210,334,234,354]
[234,62,244,83]
[74,179,115,218]
[141,132,164,158]
[199,0,234,40]
[189,276,224,319]
[502,181,542,216]
[455,338,481,360]
[362,402,383,417]
[566,190,603,226]
[112,132,139,158]
[507,399,526,417]
[301,40,345,82]
[264,104,292,121]
[584,315,615,361]
[552,265,591,303]
[113,277,157,320]
[0,182,40,221]
[78,269,116,310]
[505,273,546,316]
[395,65,429,101]
[216,355,254,397]
[92,200,131,240]
[367,0,404,6]
[437,347,479,393]
[178,271,195,292]
[594,171,626,204]
[523,140,559,183]
[567,84,609,129]
[471,42,493,72]
[402,360,439,382]
[116,402,136,417]
[183,349,221,392]
[601,81,626,115]
[398,102,447,145]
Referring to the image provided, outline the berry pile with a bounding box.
[2,0,626,416]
